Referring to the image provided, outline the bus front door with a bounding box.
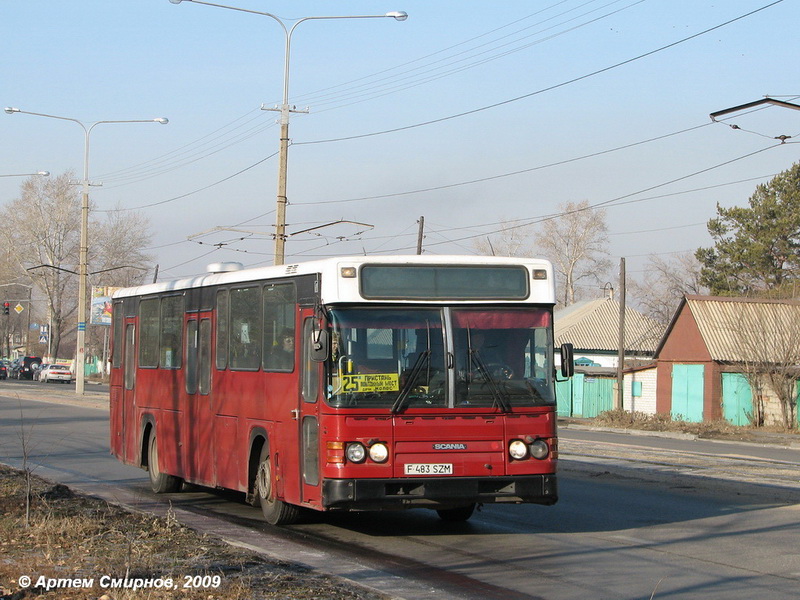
[298,315,322,507]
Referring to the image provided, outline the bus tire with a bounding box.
[255,443,300,526]
[148,434,183,494]
[436,504,476,522]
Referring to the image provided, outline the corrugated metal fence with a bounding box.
[556,374,615,418]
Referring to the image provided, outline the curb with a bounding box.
[559,422,800,450]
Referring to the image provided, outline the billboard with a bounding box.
[90,286,120,326]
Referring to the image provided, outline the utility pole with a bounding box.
[416,216,425,255]
[168,2,408,266]
[615,257,626,411]
[25,287,31,356]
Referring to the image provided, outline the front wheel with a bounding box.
[436,504,476,522]
[255,443,300,526]
[147,434,183,494]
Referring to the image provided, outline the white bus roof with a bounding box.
[113,255,555,305]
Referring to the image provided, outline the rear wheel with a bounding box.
[147,434,183,494]
[436,504,476,522]
[255,443,300,525]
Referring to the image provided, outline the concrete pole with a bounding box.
[615,257,626,411]
[274,118,290,265]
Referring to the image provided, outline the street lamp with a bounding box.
[0,171,49,178]
[4,107,168,395]
[169,0,407,265]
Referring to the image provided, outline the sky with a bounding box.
[3,0,800,298]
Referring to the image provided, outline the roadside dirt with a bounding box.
[0,465,387,600]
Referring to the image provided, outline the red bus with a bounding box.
[110,255,573,524]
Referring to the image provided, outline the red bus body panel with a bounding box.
[109,257,560,516]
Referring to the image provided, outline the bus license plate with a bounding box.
[404,463,453,476]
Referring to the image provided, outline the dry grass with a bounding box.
[591,409,798,441]
[0,465,384,600]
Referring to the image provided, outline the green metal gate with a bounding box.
[671,364,704,422]
[722,373,753,426]
[555,374,614,418]
[556,377,574,417]
[581,377,614,418]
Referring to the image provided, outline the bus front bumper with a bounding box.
[322,474,557,510]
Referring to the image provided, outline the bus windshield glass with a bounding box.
[326,307,555,410]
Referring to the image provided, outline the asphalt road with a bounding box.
[1,385,798,600]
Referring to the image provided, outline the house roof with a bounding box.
[554,298,664,354]
[655,295,800,362]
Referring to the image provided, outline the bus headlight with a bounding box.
[346,442,366,463]
[529,439,550,460]
[368,443,389,463]
[508,440,528,460]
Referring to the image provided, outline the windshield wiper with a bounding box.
[470,350,511,412]
[391,349,431,413]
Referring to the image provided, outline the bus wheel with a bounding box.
[255,444,300,526]
[148,434,183,494]
[436,504,476,522]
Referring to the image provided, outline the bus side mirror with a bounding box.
[311,329,329,362]
[560,343,574,378]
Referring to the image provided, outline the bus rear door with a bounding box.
[122,317,138,463]
[184,313,215,485]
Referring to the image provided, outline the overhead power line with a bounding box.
[97,151,279,213]
[296,122,710,207]
[354,144,781,254]
[296,0,647,112]
[295,0,784,146]
[96,108,265,180]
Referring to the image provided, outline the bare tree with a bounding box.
[0,173,155,361]
[630,252,707,324]
[0,172,80,358]
[473,221,535,257]
[535,200,611,306]
[90,203,154,287]
[86,204,154,369]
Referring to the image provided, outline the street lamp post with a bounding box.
[0,171,50,178]
[169,0,407,265]
[4,107,168,395]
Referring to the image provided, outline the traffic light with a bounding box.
[2,302,8,315]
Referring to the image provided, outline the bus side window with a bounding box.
[301,318,318,402]
[263,283,296,372]
[216,289,229,370]
[124,324,136,390]
[112,301,123,369]
[199,319,211,395]
[230,286,262,371]
[138,298,159,368]
[186,320,198,395]
[160,296,184,369]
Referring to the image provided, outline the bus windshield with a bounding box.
[326,307,555,410]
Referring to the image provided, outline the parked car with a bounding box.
[0,361,7,380]
[32,363,48,381]
[38,364,74,384]
[12,356,42,380]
